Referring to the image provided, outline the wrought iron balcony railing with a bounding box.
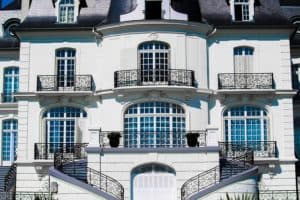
[100,131,206,149]
[114,69,195,88]
[218,73,274,89]
[259,190,297,200]
[34,143,88,160]
[0,192,52,200]
[37,75,94,91]
[219,141,277,158]
[54,152,124,199]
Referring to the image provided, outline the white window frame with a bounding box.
[56,0,80,24]
[230,0,254,22]
[3,67,19,103]
[56,48,76,89]
[43,107,87,152]
[138,41,170,85]
[1,119,17,165]
[234,46,254,73]
[124,102,186,148]
[223,106,269,143]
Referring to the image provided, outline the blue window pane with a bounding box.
[2,119,18,161]
[224,106,268,151]
[3,67,19,103]
[124,102,185,148]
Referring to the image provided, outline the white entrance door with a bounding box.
[133,172,176,200]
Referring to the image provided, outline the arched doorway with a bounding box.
[131,163,176,200]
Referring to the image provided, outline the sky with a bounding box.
[1,0,14,9]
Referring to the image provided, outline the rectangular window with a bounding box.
[59,0,75,23]
[234,47,253,74]
[3,67,19,103]
[145,1,162,20]
[2,120,18,161]
[234,0,250,22]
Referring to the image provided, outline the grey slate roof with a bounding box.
[17,0,295,30]
[200,0,291,28]
[18,0,111,30]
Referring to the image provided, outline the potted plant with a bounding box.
[185,132,199,147]
[107,132,121,148]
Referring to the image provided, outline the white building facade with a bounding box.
[0,0,299,199]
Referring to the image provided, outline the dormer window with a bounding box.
[145,0,162,20]
[58,0,76,23]
[231,0,254,22]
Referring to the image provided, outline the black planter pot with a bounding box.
[108,132,121,148]
[185,133,199,147]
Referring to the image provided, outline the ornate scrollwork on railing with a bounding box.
[259,190,297,200]
[0,192,51,200]
[181,151,254,200]
[4,164,16,193]
[114,69,195,88]
[181,166,220,200]
[54,149,124,200]
[87,168,124,200]
[37,75,94,91]
[218,73,273,89]
[219,141,277,158]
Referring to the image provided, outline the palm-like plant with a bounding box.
[221,193,258,200]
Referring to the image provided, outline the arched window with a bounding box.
[124,102,185,148]
[2,119,18,162]
[56,48,76,89]
[3,67,19,103]
[223,106,268,143]
[58,0,76,23]
[132,163,176,200]
[43,106,87,152]
[234,46,254,73]
[138,41,170,84]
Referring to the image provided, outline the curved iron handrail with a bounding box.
[4,164,16,192]
[54,152,124,200]
[181,151,254,200]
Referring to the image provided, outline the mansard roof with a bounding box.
[18,0,111,30]
[200,0,291,28]
[16,0,295,31]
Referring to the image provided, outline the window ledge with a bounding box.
[36,91,94,96]
[0,102,18,110]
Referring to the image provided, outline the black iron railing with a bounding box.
[181,152,254,200]
[258,190,297,200]
[54,152,124,200]
[219,141,277,158]
[37,75,94,91]
[100,130,207,148]
[34,143,88,160]
[114,69,195,88]
[218,73,274,89]
[4,164,16,193]
[0,192,52,200]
